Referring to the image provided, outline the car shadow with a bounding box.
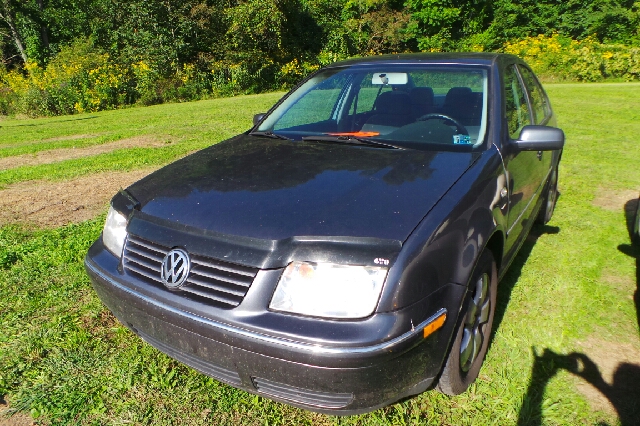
[623,198,638,242]
[516,348,640,425]
[491,223,560,342]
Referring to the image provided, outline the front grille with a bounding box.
[123,234,259,308]
[252,377,353,409]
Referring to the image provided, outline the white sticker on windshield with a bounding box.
[453,135,472,144]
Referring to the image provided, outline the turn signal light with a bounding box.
[423,313,447,339]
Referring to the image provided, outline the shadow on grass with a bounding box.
[492,223,560,342]
[622,198,638,242]
[620,197,639,337]
[518,198,640,425]
[618,243,639,338]
[516,348,640,425]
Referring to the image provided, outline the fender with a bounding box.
[378,144,508,317]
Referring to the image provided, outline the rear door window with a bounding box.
[504,65,531,139]
[517,65,550,125]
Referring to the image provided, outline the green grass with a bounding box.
[0,94,283,149]
[0,93,283,188]
[1,85,639,425]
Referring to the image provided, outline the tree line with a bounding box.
[1,0,639,115]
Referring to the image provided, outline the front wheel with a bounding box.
[436,250,497,395]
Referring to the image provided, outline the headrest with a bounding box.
[444,87,473,106]
[410,87,434,106]
[375,91,412,115]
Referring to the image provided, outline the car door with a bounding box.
[502,64,548,256]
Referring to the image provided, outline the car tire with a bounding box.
[436,250,497,395]
[536,165,559,225]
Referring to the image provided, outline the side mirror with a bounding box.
[512,125,565,151]
[253,113,265,126]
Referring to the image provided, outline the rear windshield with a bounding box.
[257,65,489,150]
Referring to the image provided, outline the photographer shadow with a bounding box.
[517,348,640,426]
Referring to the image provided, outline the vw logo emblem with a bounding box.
[161,248,190,289]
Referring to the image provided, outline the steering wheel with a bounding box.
[417,113,468,136]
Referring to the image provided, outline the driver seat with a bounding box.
[442,87,482,126]
[410,87,435,119]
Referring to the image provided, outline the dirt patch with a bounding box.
[592,187,639,212]
[0,169,155,228]
[0,400,33,426]
[572,335,640,421]
[0,136,166,170]
[601,269,636,293]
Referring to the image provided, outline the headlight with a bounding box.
[269,262,388,319]
[103,206,128,257]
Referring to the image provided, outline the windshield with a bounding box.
[257,65,489,150]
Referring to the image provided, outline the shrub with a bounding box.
[504,34,640,82]
[0,41,136,116]
[0,42,216,116]
[209,55,281,96]
[2,33,639,118]
[279,58,320,87]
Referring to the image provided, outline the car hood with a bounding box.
[127,134,479,242]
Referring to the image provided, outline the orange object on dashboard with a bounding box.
[326,132,381,137]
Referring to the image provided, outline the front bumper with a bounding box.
[85,241,463,414]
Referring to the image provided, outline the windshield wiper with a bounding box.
[250,131,292,140]
[301,135,402,150]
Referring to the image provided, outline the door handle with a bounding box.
[499,187,508,210]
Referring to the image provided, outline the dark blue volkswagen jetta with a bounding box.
[85,53,564,414]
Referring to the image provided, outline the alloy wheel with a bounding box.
[459,273,491,373]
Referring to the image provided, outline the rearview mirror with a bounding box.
[512,125,565,151]
[371,72,408,85]
[253,113,265,126]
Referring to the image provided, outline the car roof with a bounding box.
[328,52,519,68]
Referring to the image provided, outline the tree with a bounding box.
[405,0,492,51]
[488,0,640,47]
[0,0,28,63]
[340,0,413,55]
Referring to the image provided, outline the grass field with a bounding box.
[1,84,639,425]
